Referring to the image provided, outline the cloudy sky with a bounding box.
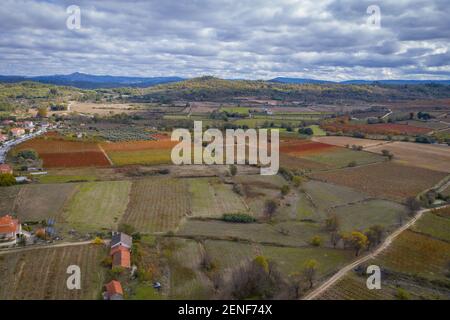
[0,0,449,80]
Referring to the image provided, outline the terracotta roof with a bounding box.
[0,215,19,234]
[105,280,123,296]
[110,244,130,256]
[112,249,131,269]
[0,164,12,174]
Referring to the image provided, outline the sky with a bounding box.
[0,0,449,80]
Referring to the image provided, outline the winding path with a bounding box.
[302,204,450,300]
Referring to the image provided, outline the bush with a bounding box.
[396,288,410,300]
[222,213,256,223]
[0,173,16,187]
[17,149,38,160]
[229,164,237,176]
[298,127,313,135]
[310,235,322,247]
[347,161,357,167]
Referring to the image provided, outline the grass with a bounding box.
[412,212,450,242]
[334,199,407,232]
[308,125,326,136]
[0,185,21,216]
[36,174,98,184]
[130,284,162,300]
[220,107,250,115]
[107,149,172,166]
[301,148,385,169]
[63,181,131,232]
[189,178,248,218]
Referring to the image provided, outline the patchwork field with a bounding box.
[63,181,131,232]
[320,209,450,300]
[322,122,432,135]
[365,141,450,173]
[121,178,191,233]
[0,186,21,215]
[13,135,110,168]
[312,136,392,148]
[311,162,447,202]
[0,244,106,300]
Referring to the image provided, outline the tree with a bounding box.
[229,164,237,176]
[298,127,313,135]
[350,231,369,256]
[0,173,16,187]
[264,199,277,218]
[405,197,421,213]
[289,272,302,299]
[37,107,48,118]
[325,213,340,232]
[303,259,318,288]
[16,149,38,160]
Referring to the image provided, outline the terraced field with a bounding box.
[121,178,191,232]
[63,181,131,232]
[0,245,106,300]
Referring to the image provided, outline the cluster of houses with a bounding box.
[0,120,50,143]
[103,232,133,300]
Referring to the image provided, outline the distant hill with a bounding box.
[269,77,450,85]
[0,72,184,89]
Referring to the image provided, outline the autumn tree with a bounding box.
[303,259,318,289]
[350,231,369,256]
[37,107,48,118]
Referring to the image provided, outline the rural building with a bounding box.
[23,121,34,129]
[0,215,22,246]
[10,128,25,137]
[0,134,8,142]
[103,280,124,300]
[111,246,131,269]
[0,164,13,175]
[111,232,132,249]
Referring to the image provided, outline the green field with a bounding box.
[189,178,248,217]
[308,125,326,136]
[301,148,385,169]
[63,181,131,231]
[412,211,450,242]
[220,107,250,115]
[108,149,172,166]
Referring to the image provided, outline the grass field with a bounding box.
[0,244,107,300]
[12,183,79,222]
[189,178,248,218]
[308,125,326,136]
[63,181,131,232]
[311,162,447,202]
[412,211,450,242]
[106,149,173,166]
[121,178,191,233]
[0,186,21,216]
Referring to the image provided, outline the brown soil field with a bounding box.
[310,162,447,202]
[280,140,337,155]
[68,101,143,115]
[15,136,101,154]
[365,141,450,173]
[100,140,176,152]
[312,136,391,148]
[40,151,110,168]
[0,245,106,300]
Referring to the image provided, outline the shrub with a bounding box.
[17,149,38,160]
[292,176,303,187]
[91,237,104,245]
[347,161,357,167]
[0,173,16,186]
[229,164,237,176]
[222,213,256,223]
[396,288,410,300]
[310,235,322,247]
[298,127,313,135]
[281,185,290,196]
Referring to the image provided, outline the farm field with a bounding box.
[0,186,21,215]
[176,219,329,247]
[63,181,131,232]
[121,178,191,233]
[312,136,391,148]
[321,122,432,135]
[12,135,110,168]
[0,244,107,300]
[365,141,450,173]
[189,178,248,218]
[66,101,144,115]
[12,183,79,222]
[412,211,450,242]
[311,162,447,202]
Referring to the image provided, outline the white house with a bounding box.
[0,215,22,246]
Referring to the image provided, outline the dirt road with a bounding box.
[302,204,449,300]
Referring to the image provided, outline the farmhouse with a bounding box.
[111,232,132,249]
[104,280,124,300]
[111,245,131,269]
[0,164,13,174]
[10,128,25,137]
[0,215,22,246]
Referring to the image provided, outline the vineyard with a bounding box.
[121,178,191,233]
[0,245,106,300]
[311,162,447,202]
[321,122,432,135]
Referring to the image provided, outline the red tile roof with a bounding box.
[110,245,129,256]
[105,280,123,296]
[112,249,131,269]
[0,164,13,174]
[0,215,20,234]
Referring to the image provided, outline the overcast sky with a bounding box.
[0,0,449,80]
